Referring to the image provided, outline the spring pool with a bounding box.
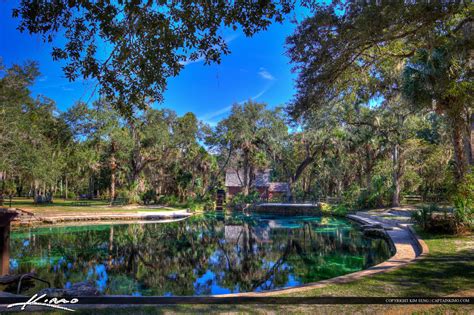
[10,212,393,296]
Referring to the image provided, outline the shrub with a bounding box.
[319,202,332,215]
[228,193,246,210]
[342,184,361,209]
[228,191,260,210]
[451,170,474,233]
[455,169,474,202]
[115,189,141,204]
[318,202,348,217]
[141,189,156,205]
[157,195,179,206]
[202,199,215,211]
[453,197,473,233]
[66,191,76,199]
[268,194,286,203]
[186,200,199,212]
[412,202,472,235]
[411,204,437,230]
[332,204,348,217]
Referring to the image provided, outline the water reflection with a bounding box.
[9,213,392,295]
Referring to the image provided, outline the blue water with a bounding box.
[9,212,392,296]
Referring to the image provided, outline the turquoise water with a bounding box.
[9,212,392,296]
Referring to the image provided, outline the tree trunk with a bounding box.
[365,149,372,189]
[468,112,474,166]
[128,120,145,188]
[33,181,39,202]
[242,150,250,196]
[65,177,68,200]
[450,114,469,183]
[391,144,401,207]
[88,176,94,199]
[110,141,117,203]
[287,180,294,202]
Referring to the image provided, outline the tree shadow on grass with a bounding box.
[375,248,474,297]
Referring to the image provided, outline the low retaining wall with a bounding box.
[253,203,321,215]
[11,208,193,227]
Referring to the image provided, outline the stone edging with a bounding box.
[354,211,429,257]
[10,207,193,226]
[406,224,430,258]
[211,213,427,297]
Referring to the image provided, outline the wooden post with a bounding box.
[0,225,10,276]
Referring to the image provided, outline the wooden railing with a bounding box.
[403,195,423,204]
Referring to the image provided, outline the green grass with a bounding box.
[5,197,185,215]
[8,197,108,208]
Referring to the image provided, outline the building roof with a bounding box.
[225,169,290,193]
[225,168,270,188]
[268,182,290,193]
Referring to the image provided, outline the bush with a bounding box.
[319,202,332,215]
[228,191,260,210]
[157,195,179,206]
[455,169,474,202]
[411,204,437,230]
[268,194,286,203]
[332,204,348,216]
[116,187,138,205]
[342,184,361,209]
[453,197,473,233]
[451,170,474,233]
[141,189,157,205]
[318,203,348,217]
[412,202,472,235]
[202,199,215,211]
[356,175,392,209]
[65,191,76,199]
[426,213,458,234]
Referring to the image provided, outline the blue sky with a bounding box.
[0,2,309,126]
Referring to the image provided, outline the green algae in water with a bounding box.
[10,213,392,296]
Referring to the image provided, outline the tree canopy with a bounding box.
[286,1,473,183]
[13,0,294,116]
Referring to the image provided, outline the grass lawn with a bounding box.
[286,230,473,298]
[5,197,185,216]
[24,230,473,314]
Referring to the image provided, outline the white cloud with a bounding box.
[199,86,270,125]
[199,105,233,121]
[250,89,267,100]
[179,56,205,66]
[258,67,275,81]
[224,34,239,44]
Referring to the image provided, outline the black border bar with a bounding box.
[0,296,472,305]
